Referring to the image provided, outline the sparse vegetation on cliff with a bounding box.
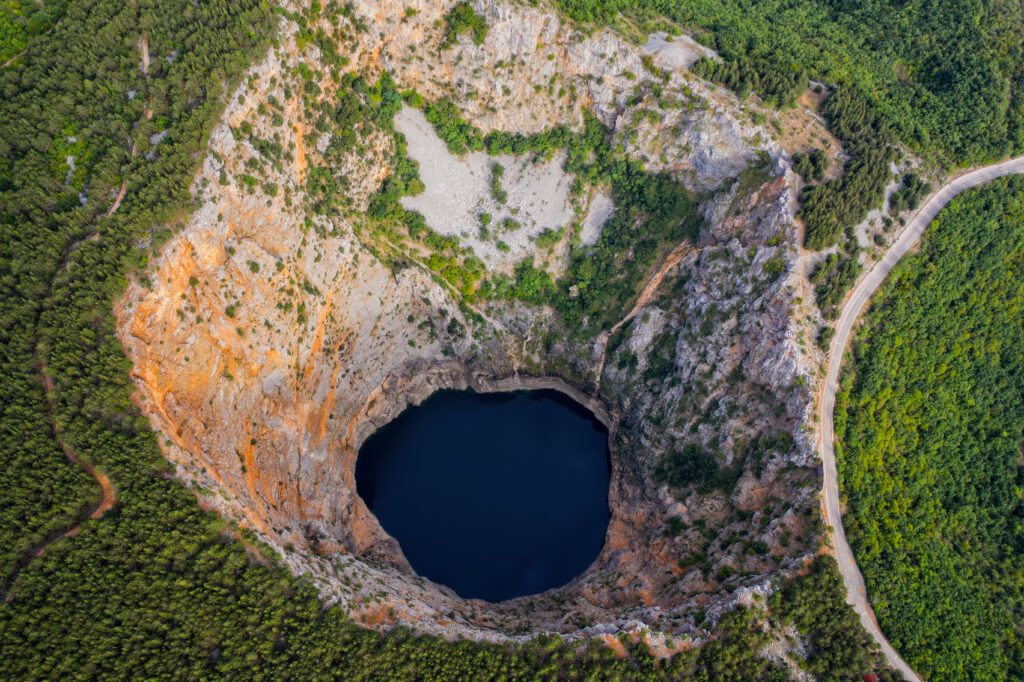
[409,99,702,335]
[442,1,488,49]
[557,0,1024,164]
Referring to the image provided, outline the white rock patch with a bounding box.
[580,189,615,246]
[395,105,575,273]
[641,31,717,71]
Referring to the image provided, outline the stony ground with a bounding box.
[116,0,839,647]
[396,105,580,274]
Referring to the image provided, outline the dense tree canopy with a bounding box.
[836,177,1024,681]
[0,0,64,61]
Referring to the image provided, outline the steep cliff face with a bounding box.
[117,0,827,643]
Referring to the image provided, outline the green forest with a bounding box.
[0,0,890,678]
[835,177,1024,680]
[558,0,1024,251]
[558,0,1024,165]
[0,0,1020,678]
[0,0,63,61]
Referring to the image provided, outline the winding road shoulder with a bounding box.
[815,154,1024,682]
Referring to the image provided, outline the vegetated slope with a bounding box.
[559,0,1024,265]
[835,176,1024,681]
[557,0,1024,165]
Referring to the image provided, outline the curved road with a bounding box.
[819,155,1024,681]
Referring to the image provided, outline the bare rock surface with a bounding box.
[396,105,575,273]
[579,189,615,246]
[642,31,718,70]
[116,0,824,646]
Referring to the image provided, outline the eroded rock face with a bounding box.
[117,0,824,643]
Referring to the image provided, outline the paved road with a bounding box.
[818,155,1024,682]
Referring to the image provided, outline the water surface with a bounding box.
[355,389,610,602]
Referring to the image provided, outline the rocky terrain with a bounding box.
[117,0,833,645]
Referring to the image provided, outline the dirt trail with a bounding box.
[611,242,691,337]
[375,235,509,333]
[2,47,28,69]
[818,154,1024,681]
[139,35,149,74]
[39,375,117,526]
[1,188,121,601]
[594,241,691,389]
[1,372,118,603]
[106,179,128,216]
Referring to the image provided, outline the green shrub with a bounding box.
[792,149,827,182]
[441,2,488,48]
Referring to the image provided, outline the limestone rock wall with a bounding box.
[117,0,824,644]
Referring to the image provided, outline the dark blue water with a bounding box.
[355,389,610,603]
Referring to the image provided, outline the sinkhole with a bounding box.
[355,388,611,602]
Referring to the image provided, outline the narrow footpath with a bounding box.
[0,371,118,603]
[0,29,150,602]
